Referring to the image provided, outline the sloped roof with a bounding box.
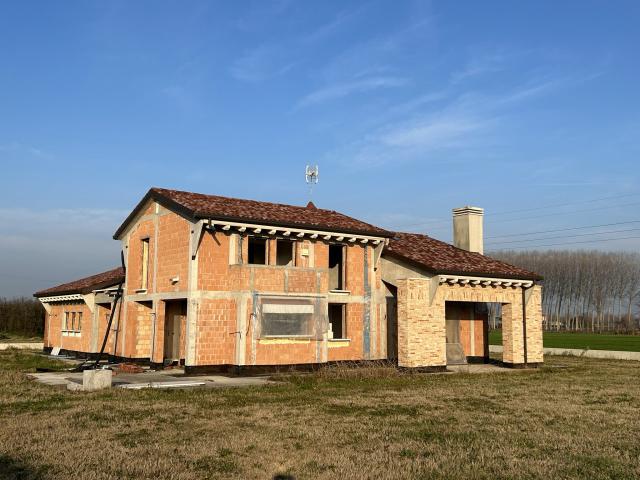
[385,232,542,280]
[34,267,125,297]
[113,187,392,239]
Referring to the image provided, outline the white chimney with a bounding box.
[452,206,484,254]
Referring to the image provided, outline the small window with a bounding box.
[64,312,70,331]
[276,239,295,266]
[248,237,267,265]
[329,244,345,290]
[328,303,346,339]
[77,312,82,331]
[141,238,150,290]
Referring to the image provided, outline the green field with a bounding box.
[489,331,640,352]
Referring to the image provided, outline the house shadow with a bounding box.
[0,454,44,480]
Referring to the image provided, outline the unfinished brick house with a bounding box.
[35,188,543,372]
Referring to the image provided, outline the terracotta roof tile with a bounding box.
[34,267,124,297]
[114,188,391,239]
[385,232,542,280]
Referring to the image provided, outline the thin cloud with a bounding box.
[0,142,54,160]
[229,44,295,83]
[325,74,580,168]
[450,52,510,84]
[296,76,410,109]
[380,115,486,149]
[302,4,370,44]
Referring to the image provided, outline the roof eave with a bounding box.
[193,213,393,239]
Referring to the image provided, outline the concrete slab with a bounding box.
[29,368,275,390]
[446,363,516,374]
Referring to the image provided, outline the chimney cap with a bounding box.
[452,206,484,216]
[306,201,317,209]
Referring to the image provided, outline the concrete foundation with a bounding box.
[80,369,112,391]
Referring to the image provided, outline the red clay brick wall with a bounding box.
[195,298,237,365]
[126,218,155,295]
[95,303,118,355]
[156,213,190,293]
[45,302,93,353]
[327,303,365,361]
[195,231,382,366]
[43,310,50,348]
[345,244,365,295]
[254,340,320,365]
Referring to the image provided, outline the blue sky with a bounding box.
[1,0,639,297]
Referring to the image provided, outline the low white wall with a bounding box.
[489,345,640,362]
[0,342,44,351]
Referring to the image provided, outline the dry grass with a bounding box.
[0,350,639,480]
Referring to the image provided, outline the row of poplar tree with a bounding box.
[491,250,640,333]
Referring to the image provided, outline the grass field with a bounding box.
[489,331,640,352]
[1,351,639,479]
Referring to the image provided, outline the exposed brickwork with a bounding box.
[327,303,364,361]
[134,302,153,358]
[397,279,543,368]
[156,213,190,293]
[195,299,237,365]
[397,279,446,368]
[524,285,544,363]
[126,218,155,295]
[44,302,95,353]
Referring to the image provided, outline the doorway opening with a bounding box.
[445,301,489,365]
[163,299,187,365]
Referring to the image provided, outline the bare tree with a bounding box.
[0,297,45,338]
[490,250,640,333]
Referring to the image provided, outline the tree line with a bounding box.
[490,250,640,333]
[0,297,45,338]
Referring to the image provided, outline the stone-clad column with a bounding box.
[502,299,524,365]
[397,278,446,369]
[525,285,544,364]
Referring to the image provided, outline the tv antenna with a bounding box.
[305,165,319,197]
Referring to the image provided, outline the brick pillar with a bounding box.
[397,278,446,369]
[43,311,51,348]
[152,301,165,364]
[502,298,524,365]
[525,285,544,364]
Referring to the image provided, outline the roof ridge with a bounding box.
[151,186,341,215]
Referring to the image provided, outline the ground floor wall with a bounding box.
[71,288,390,368]
[188,291,386,368]
[43,300,119,355]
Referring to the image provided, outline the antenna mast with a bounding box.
[305,165,319,198]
